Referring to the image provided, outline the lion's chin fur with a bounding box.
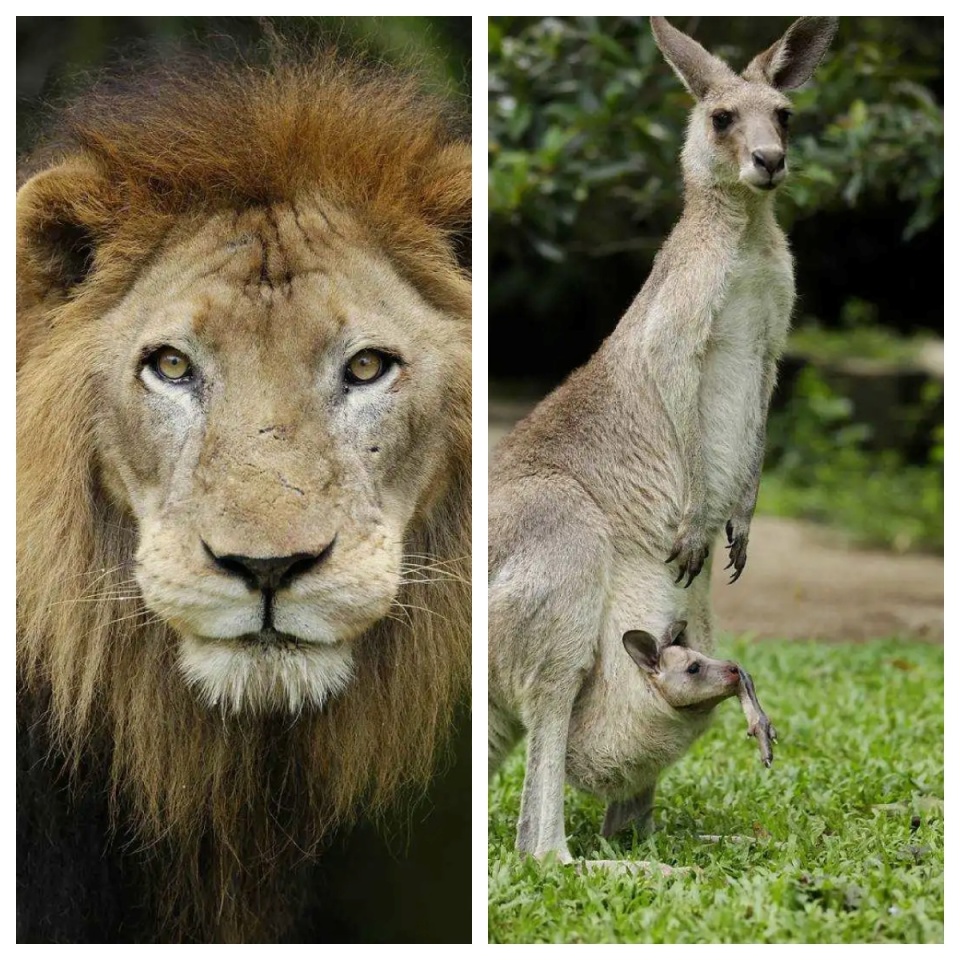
[177,635,356,714]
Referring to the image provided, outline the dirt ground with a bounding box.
[488,400,943,644]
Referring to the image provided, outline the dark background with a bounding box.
[17,16,472,153]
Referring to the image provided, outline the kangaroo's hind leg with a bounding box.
[515,679,584,862]
[512,588,605,862]
[601,784,657,840]
[489,477,610,863]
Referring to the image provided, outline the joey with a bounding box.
[623,621,777,769]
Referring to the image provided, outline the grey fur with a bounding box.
[489,17,835,862]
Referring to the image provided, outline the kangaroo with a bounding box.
[489,17,837,862]
[596,621,776,840]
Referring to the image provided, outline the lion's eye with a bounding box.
[345,349,390,385]
[149,346,193,383]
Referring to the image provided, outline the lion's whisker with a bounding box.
[390,601,451,625]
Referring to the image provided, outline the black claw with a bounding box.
[675,566,685,584]
[666,547,680,564]
[724,556,735,571]
[729,567,742,584]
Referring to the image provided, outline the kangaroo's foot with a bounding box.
[578,859,693,877]
[519,845,574,865]
[696,834,754,844]
[737,668,777,767]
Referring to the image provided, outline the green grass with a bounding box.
[488,638,944,943]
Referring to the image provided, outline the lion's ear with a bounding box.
[17,162,115,303]
[420,141,471,273]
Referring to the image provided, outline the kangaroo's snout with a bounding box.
[751,148,785,176]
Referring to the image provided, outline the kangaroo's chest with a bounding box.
[714,246,793,346]
[699,248,794,517]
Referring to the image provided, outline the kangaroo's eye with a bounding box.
[686,662,701,675]
[712,110,734,132]
[345,349,392,385]
[776,108,793,129]
[148,346,193,383]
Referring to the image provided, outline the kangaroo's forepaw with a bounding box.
[724,518,750,584]
[666,529,710,588]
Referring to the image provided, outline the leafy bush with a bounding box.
[489,16,943,262]
[762,369,943,552]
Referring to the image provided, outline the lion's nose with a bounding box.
[202,539,335,591]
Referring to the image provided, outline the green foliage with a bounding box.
[788,38,943,240]
[489,17,943,267]
[489,17,686,264]
[489,637,944,943]
[762,369,943,552]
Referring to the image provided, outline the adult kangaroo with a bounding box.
[488,17,838,862]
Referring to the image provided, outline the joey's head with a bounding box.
[623,620,741,711]
[651,16,838,194]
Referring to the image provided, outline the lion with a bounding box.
[16,48,470,943]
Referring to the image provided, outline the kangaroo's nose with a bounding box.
[726,662,742,680]
[203,539,335,591]
[752,148,785,175]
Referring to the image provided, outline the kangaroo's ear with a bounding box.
[666,620,688,647]
[742,17,838,90]
[623,630,660,674]
[650,17,735,100]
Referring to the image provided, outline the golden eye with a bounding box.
[151,347,193,382]
[345,349,389,385]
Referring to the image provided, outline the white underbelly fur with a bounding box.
[699,256,789,524]
[699,335,764,522]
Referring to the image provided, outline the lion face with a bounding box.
[92,200,465,713]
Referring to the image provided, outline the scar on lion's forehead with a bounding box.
[182,273,353,342]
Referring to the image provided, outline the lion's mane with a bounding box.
[17,49,470,942]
